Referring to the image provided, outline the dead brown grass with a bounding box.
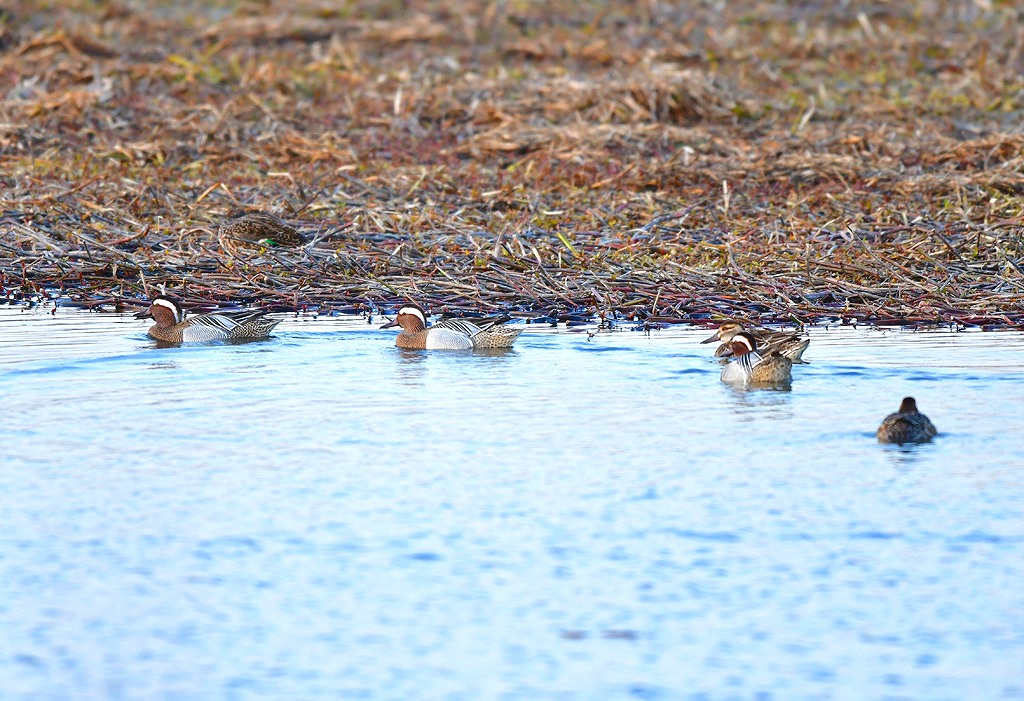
[1,0,1023,327]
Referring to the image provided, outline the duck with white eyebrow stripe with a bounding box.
[701,319,810,364]
[380,303,522,350]
[134,295,280,343]
[719,331,793,385]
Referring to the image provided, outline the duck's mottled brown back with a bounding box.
[877,397,937,444]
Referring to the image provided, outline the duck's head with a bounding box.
[728,330,758,357]
[380,304,428,332]
[898,397,919,413]
[135,295,184,326]
[701,320,745,344]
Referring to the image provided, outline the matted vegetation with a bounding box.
[1,0,1022,327]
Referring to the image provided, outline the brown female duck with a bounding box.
[877,397,938,444]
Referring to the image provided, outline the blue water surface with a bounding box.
[1,305,1023,700]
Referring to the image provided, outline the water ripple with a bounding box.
[1,308,1023,700]
[660,529,742,542]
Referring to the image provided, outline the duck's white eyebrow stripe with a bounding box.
[400,307,427,325]
[151,298,183,323]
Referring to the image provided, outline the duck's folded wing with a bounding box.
[767,336,810,363]
[434,317,488,337]
[182,310,268,341]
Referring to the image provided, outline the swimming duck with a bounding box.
[380,304,522,349]
[719,331,793,385]
[135,295,280,343]
[876,397,938,444]
[218,211,305,251]
[702,320,809,364]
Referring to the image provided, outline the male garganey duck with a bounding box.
[380,304,522,350]
[719,331,793,385]
[702,320,809,364]
[135,295,280,343]
[876,397,938,444]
